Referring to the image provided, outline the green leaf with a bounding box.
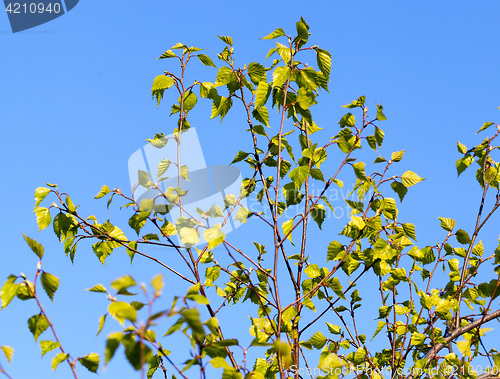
[316,48,331,81]
[22,233,44,259]
[325,322,341,335]
[272,66,291,88]
[391,150,405,162]
[205,266,220,286]
[457,141,467,154]
[391,181,407,202]
[152,75,174,107]
[94,185,110,199]
[304,264,321,279]
[146,133,168,149]
[341,96,365,109]
[105,332,123,366]
[306,332,327,349]
[411,333,427,346]
[296,20,309,41]
[329,277,345,300]
[320,353,343,371]
[456,155,474,176]
[401,171,424,187]
[86,284,107,293]
[182,308,206,338]
[204,228,225,250]
[212,96,234,122]
[402,223,417,241]
[1,276,18,309]
[34,207,51,232]
[108,302,137,325]
[375,127,384,147]
[455,229,471,245]
[111,275,136,292]
[151,274,164,293]
[438,217,456,232]
[255,81,270,107]
[477,122,494,133]
[147,355,160,379]
[231,151,250,164]
[0,346,13,363]
[52,353,69,371]
[95,314,106,337]
[158,50,177,59]
[327,241,345,261]
[211,356,231,369]
[40,272,59,301]
[289,166,309,190]
[338,113,355,128]
[28,314,49,342]
[376,103,387,121]
[371,320,385,341]
[378,305,392,319]
[78,353,100,373]
[472,240,484,257]
[178,227,198,248]
[352,162,367,181]
[196,54,216,68]
[35,187,51,208]
[297,87,315,109]
[138,170,153,189]
[39,340,59,357]
[247,63,267,85]
[282,219,294,244]
[16,280,35,300]
[252,106,269,127]
[156,159,171,178]
[218,35,233,46]
[262,28,286,40]
[311,204,326,230]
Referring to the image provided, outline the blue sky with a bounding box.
[1,1,500,378]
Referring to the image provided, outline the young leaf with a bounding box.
[1,275,19,309]
[376,103,387,121]
[316,48,331,81]
[22,233,44,259]
[289,166,309,190]
[217,35,233,46]
[196,54,216,68]
[52,353,69,371]
[438,217,456,232]
[457,141,467,154]
[40,272,59,301]
[34,207,51,232]
[477,122,494,134]
[231,151,250,164]
[28,314,49,342]
[78,353,100,373]
[157,50,177,59]
[261,28,286,40]
[94,185,111,199]
[272,66,291,88]
[152,76,174,107]
[401,171,424,187]
[34,187,51,208]
[0,346,13,363]
[391,150,405,162]
[40,340,60,357]
[203,228,225,250]
[391,181,407,202]
[108,302,137,325]
[146,133,168,149]
[341,96,365,109]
